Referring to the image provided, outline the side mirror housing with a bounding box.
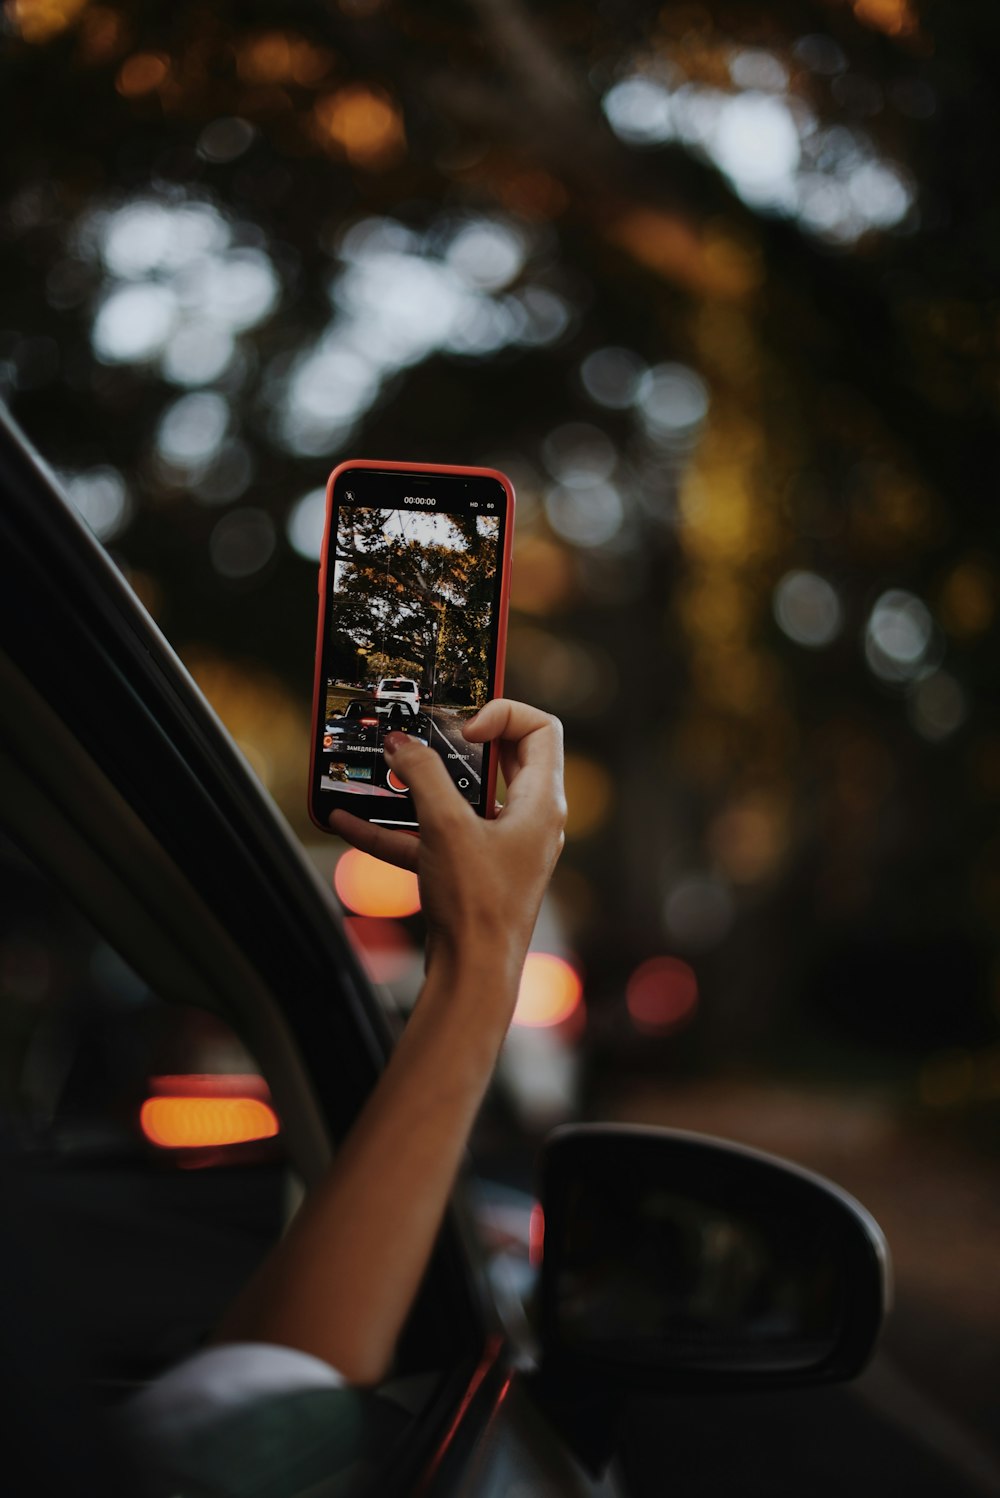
[537,1124,890,1396]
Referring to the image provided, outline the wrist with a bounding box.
[424,932,526,1009]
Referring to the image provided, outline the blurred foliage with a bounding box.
[2,0,1000,1079]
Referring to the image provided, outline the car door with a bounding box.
[0,402,621,1497]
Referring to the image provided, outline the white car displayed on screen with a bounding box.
[375,677,421,708]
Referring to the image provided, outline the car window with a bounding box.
[0,831,290,1386]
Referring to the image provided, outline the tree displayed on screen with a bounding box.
[332,509,497,708]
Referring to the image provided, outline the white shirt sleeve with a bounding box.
[126,1341,345,1445]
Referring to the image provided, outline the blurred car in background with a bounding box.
[375,678,421,708]
[325,698,383,749]
[324,699,429,759]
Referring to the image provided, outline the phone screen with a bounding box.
[311,465,511,828]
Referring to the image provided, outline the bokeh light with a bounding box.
[939,560,996,639]
[287,486,328,562]
[541,422,617,486]
[93,283,176,363]
[580,346,647,409]
[602,60,914,244]
[709,792,789,884]
[512,952,583,1028]
[193,441,255,505]
[909,671,966,742]
[197,117,256,164]
[141,1094,279,1148]
[563,754,614,839]
[446,219,526,291]
[509,535,575,613]
[626,956,699,1035]
[544,481,624,548]
[162,323,236,386]
[156,392,229,473]
[344,916,418,984]
[506,625,618,717]
[334,848,421,917]
[313,84,407,169]
[209,508,276,580]
[664,874,734,950]
[774,570,842,648]
[62,466,131,542]
[604,74,678,144]
[637,362,709,442]
[865,589,934,683]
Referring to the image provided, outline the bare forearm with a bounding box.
[216,948,521,1383]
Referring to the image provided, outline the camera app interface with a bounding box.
[319,479,503,809]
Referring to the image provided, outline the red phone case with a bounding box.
[308,459,515,834]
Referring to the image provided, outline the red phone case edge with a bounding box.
[307,458,515,836]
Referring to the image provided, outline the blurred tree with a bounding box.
[2,0,998,1074]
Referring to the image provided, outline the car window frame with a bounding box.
[0,402,502,1487]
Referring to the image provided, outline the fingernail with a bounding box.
[383,732,403,755]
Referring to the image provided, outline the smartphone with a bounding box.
[309,459,514,833]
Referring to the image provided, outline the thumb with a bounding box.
[383,733,471,830]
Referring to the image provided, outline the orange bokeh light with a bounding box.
[313,84,406,169]
[140,1095,279,1149]
[334,848,421,918]
[626,956,699,1036]
[513,952,583,1029]
[116,52,170,97]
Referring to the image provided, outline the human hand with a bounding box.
[329,700,565,990]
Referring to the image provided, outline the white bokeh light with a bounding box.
[729,49,789,93]
[176,248,279,332]
[713,92,801,207]
[865,590,934,683]
[602,61,913,244]
[157,391,229,470]
[544,482,624,548]
[102,200,229,279]
[637,363,709,439]
[773,571,842,648]
[602,77,674,145]
[580,347,646,409]
[63,466,131,542]
[445,220,526,292]
[287,487,328,562]
[92,283,177,363]
[161,323,236,385]
[909,672,966,742]
[209,508,276,579]
[542,423,617,487]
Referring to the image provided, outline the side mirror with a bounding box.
[538,1124,890,1396]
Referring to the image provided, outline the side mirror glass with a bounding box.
[538,1125,889,1393]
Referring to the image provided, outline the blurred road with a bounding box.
[424,706,481,786]
[600,1079,1000,1497]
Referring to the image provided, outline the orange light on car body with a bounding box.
[141,1073,279,1149]
[512,952,582,1028]
[334,848,421,917]
[141,1097,279,1149]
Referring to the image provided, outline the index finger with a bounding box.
[463,699,564,817]
[462,698,560,765]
